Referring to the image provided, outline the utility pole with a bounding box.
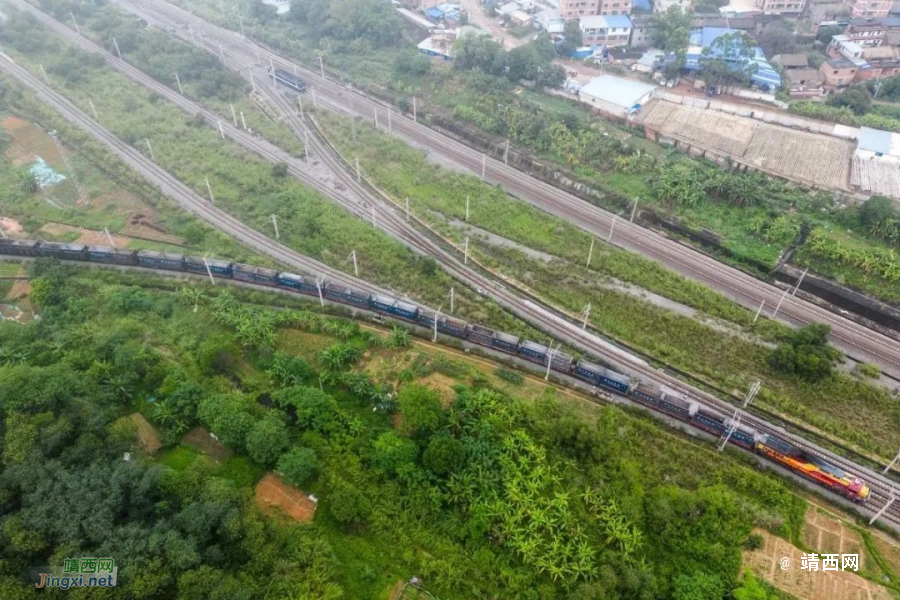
[315,275,325,307]
[103,227,114,246]
[791,267,809,296]
[481,153,486,179]
[218,120,225,139]
[87,98,98,120]
[230,103,238,127]
[742,380,761,408]
[449,287,455,314]
[311,87,318,108]
[630,197,639,222]
[305,130,311,167]
[388,108,392,134]
[70,12,80,35]
[174,72,184,95]
[112,37,122,60]
[463,237,469,264]
[771,288,789,318]
[869,488,897,526]
[405,197,410,222]
[433,304,443,343]
[412,96,417,122]
[202,256,216,285]
[465,195,470,222]
[204,176,215,204]
[371,205,377,228]
[317,56,325,79]
[350,250,359,277]
[752,299,766,324]
[504,139,510,165]
[718,409,740,451]
[240,111,247,130]
[607,215,617,242]
[545,342,558,381]
[355,157,361,182]
[885,448,900,474]
[144,138,155,161]
[373,106,378,130]
[270,214,279,240]
[269,57,275,85]
[580,303,591,329]
[586,238,595,268]
[38,63,50,85]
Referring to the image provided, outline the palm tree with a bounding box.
[389,326,411,348]
[177,286,206,312]
[0,348,28,365]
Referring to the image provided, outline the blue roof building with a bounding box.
[684,27,781,90]
[632,0,652,11]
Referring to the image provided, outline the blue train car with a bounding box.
[551,350,574,373]
[492,331,520,353]
[185,256,233,277]
[233,263,279,286]
[40,242,88,260]
[518,340,548,363]
[272,68,305,92]
[574,360,631,394]
[417,309,468,338]
[656,388,696,421]
[137,250,184,270]
[724,419,757,449]
[692,409,727,436]
[370,294,419,321]
[631,383,662,408]
[0,239,40,256]
[324,283,370,308]
[88,245,137,265]
[277,272,317,294]
[468,324,494,346]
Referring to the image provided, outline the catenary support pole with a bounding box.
[240,111,247,130]
[869,489,897,526]
[70,12,80,35]
[38,63,50,85]
[772,288,789,318]
[112,37,122,60]
[205,176,215,204]
[270,214,279,240]
[581,303,591,329]
[465,195,470,222]
[174,72,184,95]
[752,299,766,324]
[885,449,900,474]
[630,197,639,222]
[608,215,617,242]
[463,237,469,264]
[104,227,114,246]
[792,267,809,296]
[202,257,216,285]
[405,197,410,222]
[449,287,455,314]
[586,238,595,268]
[316,275,325,307]
[504,139,510,165]
[88,98,98,119]
[230,103,238,127]
[144,138,155,161]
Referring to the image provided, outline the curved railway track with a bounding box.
[115,0,900,380]
[6,0,900,527]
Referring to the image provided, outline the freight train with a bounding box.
[269,67,305,92]
[0,239,872,503]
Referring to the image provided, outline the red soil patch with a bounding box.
[0,217,23,236]
[130,413,162,455]
[182,427,233,463]
[255,473,317,522]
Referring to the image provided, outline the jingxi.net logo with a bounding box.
[34,557,117,590]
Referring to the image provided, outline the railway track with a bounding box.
[113,0,900,380]
[7,0,900,527]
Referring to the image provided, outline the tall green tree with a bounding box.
[650,6,692,53]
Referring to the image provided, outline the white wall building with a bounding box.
[578,74,656,117]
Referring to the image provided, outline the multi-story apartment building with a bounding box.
[753,0,806,13]
[559,0,632,19]
[579,14,633,46]
[844,0,891,18]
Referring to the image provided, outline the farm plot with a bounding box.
[744,124,853,190]
[850,157,900,198]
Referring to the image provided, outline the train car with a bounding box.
[0,239,41,256]
[631,382,662,409]
[271,68,305,92]
[573,360,631,394]
[416,310,469,339]
[723,418,757,450]
[756,435,870,503]
[691,409,727,436]
[492,331,520,353]
[551,350,574,373]
[185,256,233,277]
[277,272,317,295]
[656,387,697,421]
[468,324,494,346]
[370,294,419,321]
[39,242,88,261]
[233,263,279,286]
[324,283,370,308]
[137,250,185,270]
[518,340,549,364]
[87,245,138,266]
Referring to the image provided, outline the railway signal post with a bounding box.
[869,488,897,526]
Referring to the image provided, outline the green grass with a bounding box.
[159,445,203,471]
[215,455,265,487]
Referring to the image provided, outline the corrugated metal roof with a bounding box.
[858,126,900,156]
[580,74,656,109]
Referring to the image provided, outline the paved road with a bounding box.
[123,0,900,379]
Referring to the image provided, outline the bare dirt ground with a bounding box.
[40,222,133,247]
[743,516,894,600]
[254,473,317,522]
[130,413,162,455]
[182,427,233,463]
[1,116,61,167]
[0,217,23,236]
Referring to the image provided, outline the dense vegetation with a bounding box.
[0,263,811,599]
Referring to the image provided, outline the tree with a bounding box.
[274,385,342,434]
[768,324,842,381]
[423,435,466,476]
[816,25,843,45]
[271,162,289,178]
[372,431,419,477]
[328,479,370,526]
[454,33,504,74]
[828,84,872,115]
[246,415,290,466]
[397,383,444,436]
[649,6,692,53]
[197,393,256,449]
[277,446,319,487]
[393,50,431,78]
[858,195,896,235]
[757,20,796,57]
[671,572,725,600]
[732,569,777,600]
[556,20,583,57]
[700,32,757,90]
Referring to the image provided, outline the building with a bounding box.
[856,45,900,78]
[580,15,633,47]
[844,0,892,17]
[535,8,566,34]
[856,126,900,161]
[261,0,290,15]
[654,0,691,11]
[754,0,807,13]
[773,53,813,68]
[509,9,534,26]
[418,26,489,60]
[635,48,665,72]
[559,0,632,19]
[629,14,654,48]
[784,69,826,95]
[578,74,656,117]
[819,56,859,85]
[844,17,891,44]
